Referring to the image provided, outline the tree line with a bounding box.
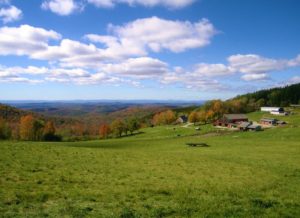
[0,114,143,141]
[232,83,300,107]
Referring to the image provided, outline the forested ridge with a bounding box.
[232,83,300,107]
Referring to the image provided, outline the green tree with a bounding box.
[43,121,60,141]
[111,119,125,138]
[0,118,11,140]
[127,117,140,135]
[33,120,44,141]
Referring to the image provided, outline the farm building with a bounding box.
[176,115,188,124]
[260,118,277,125]
[214,114,248,127]
[276,120,287,125]
[270,111,288,116]
[261,107,287,115]
[290,104,300,108]
[261,107,284,112]
[247,124,262,131]
[238,122,262,131]
[238,122,252,131]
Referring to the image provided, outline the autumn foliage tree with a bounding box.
[19,115,35,141]
[198,111,208,124]
[188,111,200,125]
[153,110,176,125]
[43,121,61,141]
[71,123,85,137]
[99,124,111,139]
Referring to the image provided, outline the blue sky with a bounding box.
[0,0,299,100]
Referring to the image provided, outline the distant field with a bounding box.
[1,111,300,217]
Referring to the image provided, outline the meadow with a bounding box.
[0,111,300,217]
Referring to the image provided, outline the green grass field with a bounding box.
[1,111,300,217]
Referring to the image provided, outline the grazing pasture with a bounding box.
[0,112,300,217]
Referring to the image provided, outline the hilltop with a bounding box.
[232,83,300,107]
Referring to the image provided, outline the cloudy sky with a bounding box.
[0,0,299,100]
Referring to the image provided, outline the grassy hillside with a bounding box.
[0,111,299,217]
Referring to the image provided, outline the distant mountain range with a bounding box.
[1,100,203,118]
[0,100,203,130]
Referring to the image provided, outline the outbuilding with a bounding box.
[247,124,262,131]
[238,121,252,131]
[261,107,284,112]
[260,118,278,125]
[176,115,188,124]
[276,120,287,125]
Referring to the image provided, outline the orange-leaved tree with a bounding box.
[99,124,111,139]
[188,111,199,125]
[19,115,35,141]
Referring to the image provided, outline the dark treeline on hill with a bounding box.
[186,83,300,124]
[233,83,300,107]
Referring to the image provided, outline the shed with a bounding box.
[238,121,252,131]
[260,118,277,125]
[247,124,262,131]
[276,120,287,125]
[176,115,188,124]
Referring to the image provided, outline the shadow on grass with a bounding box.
[119,131,145,138]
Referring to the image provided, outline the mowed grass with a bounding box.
[1,113,300,217]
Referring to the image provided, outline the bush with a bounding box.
[43,133,62,142]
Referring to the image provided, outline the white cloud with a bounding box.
[184,78,226,90]
[87,0,196,9]
[0,17,216,69]
[103,57,169,78]
[103,17,217,53]
[160,66,227,91]
[193,63,235,77]
[0,5,22,23]
[0,66,49,76]
[241,73,270,81]
[32,39,100,60]
[41,0,82,16]
[0,77,43,84]
[0,65,139,86]
[288,55,300,67]
[0,25,61,56]
[287,76,300,85]
[228,54,287,74]
[0,67,43,84]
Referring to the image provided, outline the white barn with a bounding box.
[261,107,284,112]
[261,107,287,116]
